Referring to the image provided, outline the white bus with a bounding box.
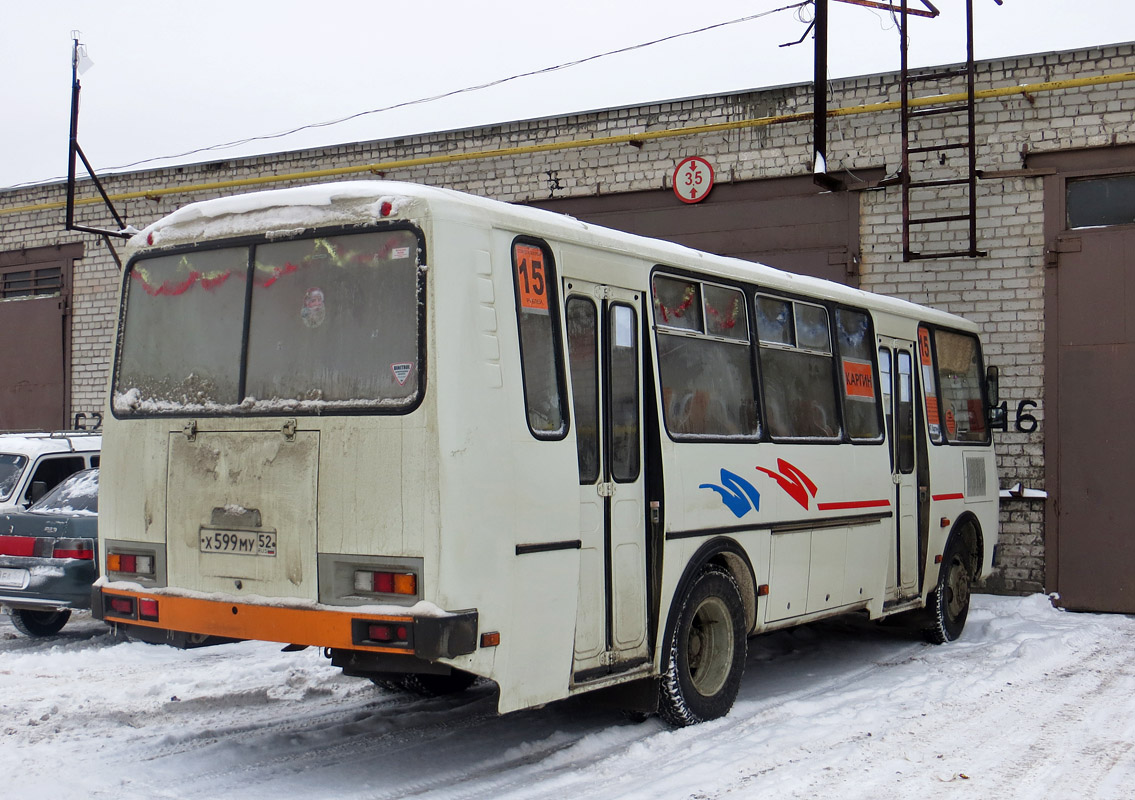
[95,181,999,725]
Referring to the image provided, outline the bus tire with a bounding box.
[10,608,71,637]
[923,534,973,644]
[658,566,747,727]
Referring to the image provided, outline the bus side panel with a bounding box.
[659,439,894,631]
[431,224,583,711]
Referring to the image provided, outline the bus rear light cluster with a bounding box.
[367,623,409,644]
[108,552,155,577]
[138,598,160,621]
[353,569,416,596]
[351,617,414,648]
[107,596,134,616]
[105,595,160,622]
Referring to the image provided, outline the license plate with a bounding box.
[0,567,29,590]
[199,529,276,557]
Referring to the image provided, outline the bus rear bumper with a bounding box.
[92,587,478,659]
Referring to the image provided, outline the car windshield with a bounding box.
[0,454,29,502]
[31,468,99,515]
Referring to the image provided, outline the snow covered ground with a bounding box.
[3,594,1134,800]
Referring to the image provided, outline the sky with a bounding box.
[3,1,1134,190]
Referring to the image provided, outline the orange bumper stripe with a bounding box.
[102,589,414,653]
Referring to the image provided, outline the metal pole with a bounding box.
[966,0,979,256]
[66,34,81,230]
[900,1,912,259]
[814,0,828,174]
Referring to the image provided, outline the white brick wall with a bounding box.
[4,42,1133,594]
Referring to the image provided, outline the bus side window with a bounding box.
[835,307,883,441]
[511,240,568,440]
[653,275,758,440]
[566,296,600,483]
[931,328,990,444]
[755,295,841,441]
[879,347,894,468]
[608,303,639,482]
[897,350,915,474]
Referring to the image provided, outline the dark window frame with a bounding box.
[920,323,993,447]
[651,268,761,443]
[833,305,885,444]
[607,301,641,483]
[754,291,843,444]
[566,294,601,484]
[111,223,428,419]
[510,236,570,442]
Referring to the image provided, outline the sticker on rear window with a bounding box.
[392,363,414,385]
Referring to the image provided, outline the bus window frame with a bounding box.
[754,291,844,444]
[566,294,601,484]
[833,304,885,445]
[607,300,642,484]
[918,323,994,447]
[111,222,428,419]
[510,236,570,442]
[650,267,762,444]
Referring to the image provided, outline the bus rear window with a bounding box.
[114,229,423,415]
[245,232,420,405]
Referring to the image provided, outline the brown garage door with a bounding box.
[1038,147,1135,612]
[0,244,79,431]
[528,172,882,286]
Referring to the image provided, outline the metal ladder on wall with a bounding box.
[899,0,986,261]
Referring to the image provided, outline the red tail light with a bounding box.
[0,536,36,557]
[52,539,94,560]
[353,569,417,596]
[138,598,159,621]
[367,624,409,644]
[108,597,135,615]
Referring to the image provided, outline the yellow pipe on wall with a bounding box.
[4,69,1134,217]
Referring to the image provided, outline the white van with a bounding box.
[0,432,101,512]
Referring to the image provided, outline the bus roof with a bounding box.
[130,180,977,333]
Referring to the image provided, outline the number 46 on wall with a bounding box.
[990,399,1039,434]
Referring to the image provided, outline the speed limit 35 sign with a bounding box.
[672,156,715,204]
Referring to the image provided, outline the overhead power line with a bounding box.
[7,2,808,189]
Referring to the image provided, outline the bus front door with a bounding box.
[880,340,921,599]
[565,281,649,682]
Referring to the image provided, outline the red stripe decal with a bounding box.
[932,493,965,501]
[815,499,892,511]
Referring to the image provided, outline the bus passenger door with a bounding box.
[565,281,649,682]
[880,340,920,599]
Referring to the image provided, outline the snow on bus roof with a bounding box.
[131,180,975,331]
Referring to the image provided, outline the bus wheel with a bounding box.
[658,566,747,727]
[368,673,406,692]
[924,535,973,644]
[10,608,71,637]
